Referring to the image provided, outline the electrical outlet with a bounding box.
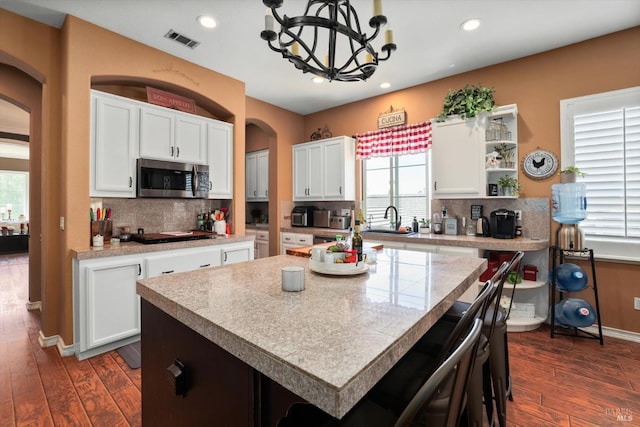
[634,297,640,311]
[514,210,522,221]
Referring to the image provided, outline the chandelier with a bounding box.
[260,0,397,82]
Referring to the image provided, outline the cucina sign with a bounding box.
[378,109,406,129]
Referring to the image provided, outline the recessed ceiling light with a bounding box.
[197,15,217,29]
[380,82,391,89]
[460,18,480,31]
[312,76,325,84]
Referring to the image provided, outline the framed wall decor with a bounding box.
[522,149,559,180]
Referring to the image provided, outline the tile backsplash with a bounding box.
[91,198,228,235]
[431,197,550,239]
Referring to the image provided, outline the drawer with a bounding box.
[295,234,313,245]
[256,231,269,241]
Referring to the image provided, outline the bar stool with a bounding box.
[441,251,524,427]
[276,319,485,427]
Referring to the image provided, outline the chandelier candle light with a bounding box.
[261,0,397,82]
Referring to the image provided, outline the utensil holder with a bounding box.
[90,220,112,245]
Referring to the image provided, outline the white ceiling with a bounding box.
[1,0,639,118]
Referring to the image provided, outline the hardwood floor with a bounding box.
[1,254,638,426]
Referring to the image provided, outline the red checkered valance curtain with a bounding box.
[355,121,432,159]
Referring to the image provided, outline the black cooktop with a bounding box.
[130,231,212,244]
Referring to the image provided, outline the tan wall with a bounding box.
[304,27,640,333]
[246,97,304,255]
[57,15,247,344]
[0,9,62,340]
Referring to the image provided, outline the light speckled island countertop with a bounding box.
[136,249,486,418]
[71,234,254,260]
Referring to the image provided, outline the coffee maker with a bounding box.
[490,209,516,239]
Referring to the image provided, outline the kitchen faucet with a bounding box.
[367,214,373,230]
[384,205,401,231]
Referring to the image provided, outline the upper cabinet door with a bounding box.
[90,90,138,198]
[174,112,207,163]
[256,150,269,200]
[139,105,175,161]
[207,120,234,199]
[323,137,355,200]
[431,117,484,198]
[246,149,268,201]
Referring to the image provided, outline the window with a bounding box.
[363,152,430,229]
[560,87,640,261]
[0,171,29,221]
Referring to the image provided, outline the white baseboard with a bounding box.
[583,325,640,344]
[38,330,76,357]
[25,300,41,311]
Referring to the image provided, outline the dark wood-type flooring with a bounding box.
[1,254,638,426]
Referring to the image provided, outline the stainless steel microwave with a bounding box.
[137,158,209,198]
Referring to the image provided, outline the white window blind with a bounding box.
[560,87,640,261]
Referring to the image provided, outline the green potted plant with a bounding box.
[436,84,495,121]
[559,166,585,183]
[419,218,431,234]
[495,143,515,168]
[497,175,522,197]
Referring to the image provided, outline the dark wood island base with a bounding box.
[141,300,301,427]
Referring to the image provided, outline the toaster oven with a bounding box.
[291,206,315,227]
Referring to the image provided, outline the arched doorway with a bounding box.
[0,63,44,319]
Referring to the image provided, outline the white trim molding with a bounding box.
[38,330,75,357]
[583,325,640,344]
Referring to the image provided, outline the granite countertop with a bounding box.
[136,250,486,418]
[280,227,548,251]
[72,234,254,261]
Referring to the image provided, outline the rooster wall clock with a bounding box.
[522,149,559,180]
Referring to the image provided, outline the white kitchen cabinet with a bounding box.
[145,246,222,278]
[73,254,144,359]
[431,105,518,199]
[280,232,313,255]
[246,149,269,201]
[431,116,484,198]
[221,241,254,264]
[139,104,207,163]
[207,120,234,199]
[90,90,139,198]
[256,230,270,259]
[323,137,356,200]
[293,141,323,200]
[293,136,355,201]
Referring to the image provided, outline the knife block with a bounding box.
[90,220,112,245]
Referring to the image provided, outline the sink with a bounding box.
[361,228,414,235]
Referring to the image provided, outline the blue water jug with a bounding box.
[553,263,588,291]
[551,183,587,224]
[554,298,596,328]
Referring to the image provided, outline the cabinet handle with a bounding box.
[166,359,188,397]
[138,264,142,276]
[199,263,211,268]
[224,252,228,262]
[161,270,175,274]
[176,146,180,158]
[129,177,133,188]
[254,190,257,197]
[171,146,174,157]
[434,181,438,191]
[339,186,342,195]
[209,180,213,190]
[265,190,268,197]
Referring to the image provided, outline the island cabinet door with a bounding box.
[141,300,253,427]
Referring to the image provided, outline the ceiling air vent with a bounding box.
[164,29,200,49]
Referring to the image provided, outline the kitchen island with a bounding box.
[137,249,486,425]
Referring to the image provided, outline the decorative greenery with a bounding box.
[497,175,522,196]
[559,166,586,177]
[419,218,430,227]
[495,143,515,161]
[437,84,496,121]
